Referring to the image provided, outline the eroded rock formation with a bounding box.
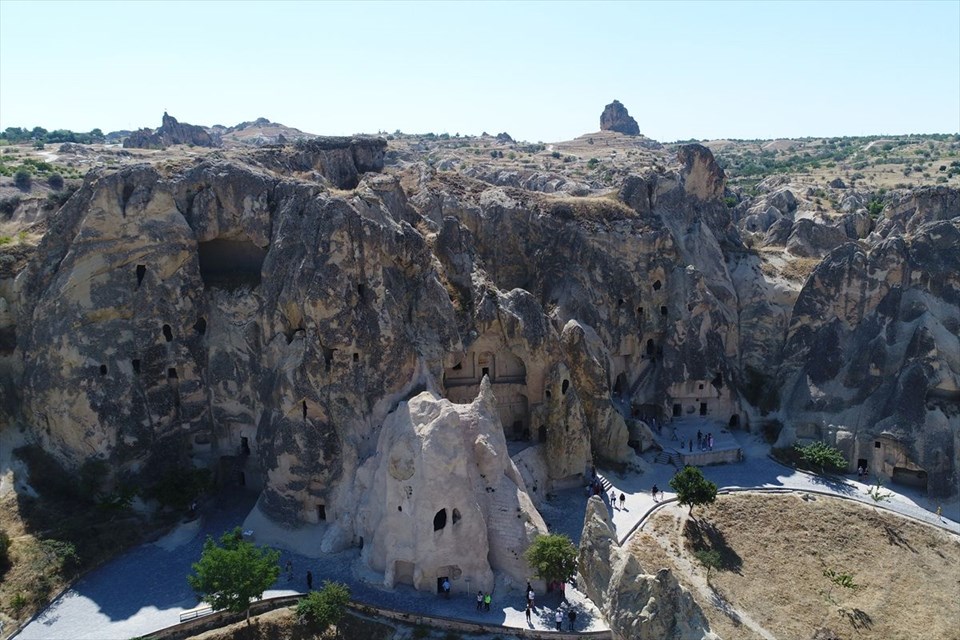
[578,497,717,640]
[600,100,641,136]
[123,112,220,149]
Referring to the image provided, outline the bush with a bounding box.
[524,533,578,586]
[794,441,847,474]
[0,195,20,216]
[0,529,10,570]
[14,168,31,190]
[145,467,211,511]
[669,466,718,515]
[47,173,64,190]
[297,581,350,630]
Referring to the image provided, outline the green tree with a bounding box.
[187,527,280,622]
[297,581,350,634]
[14,169,31,191]
[795,441,847,475]
[669,466,718,515]
[866,478,892,510]
[524,533,578,587]
[694,549,723,584]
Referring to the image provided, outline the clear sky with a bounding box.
[1,0,958,142]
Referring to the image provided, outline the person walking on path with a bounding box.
[937,505,943,521]
[285,560,293,582]
[306,570,313,591]
[555,608,564,631]
[527,584,535,608]
[568,609,577,631]
[442,578,451,598]
[652,484,659,502]
[610,489,617,508]
[619,492,626,509]
[697,430,702,449]
[484,592,491,611]
[525,602,533,624]
[476,590,483,611]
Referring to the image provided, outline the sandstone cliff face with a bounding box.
[578,497,717,640]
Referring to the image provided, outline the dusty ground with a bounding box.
[631,493,960,640]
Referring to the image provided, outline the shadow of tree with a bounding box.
[683,518,743,575]
[883,523,917,553]
[807,473,857,496]
[841,607,873,631]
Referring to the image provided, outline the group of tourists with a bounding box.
[475,590,492,611]
[697,430,714,451]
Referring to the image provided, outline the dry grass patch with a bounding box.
[780,256,822,282]
[637,493,960,640]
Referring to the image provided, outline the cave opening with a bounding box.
[194,317,207,335]
[197,239,266,289]
[162,324,173,342]
[433,509,447,531]
[136,264,146,288]
[653,280,662,291]
[132,359,141,375]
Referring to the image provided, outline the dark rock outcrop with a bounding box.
[600,100,640,136]
[123,112,220,149]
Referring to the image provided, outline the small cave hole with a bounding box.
[545,389,552,399]
[99,364,108,376]
[617,298,625,307]
[561,379,569,395]
[653,280,662,291]
[135,264,146,288]
[167,367,178,379]
[323,347,335,372]
[193,317,207,335]
[357,283,366,299]
[482,367,490,379]
[302,400,308,420]
[162,324,173,342]
[317,504,326,521]
[452,508,461,525]
[398,505,402,512]
[433,508,447,531]
[353,352,359,363]
[660,305,668,316]
[452,362,463,370]
[132,359,141,375]
[637,306,644,316]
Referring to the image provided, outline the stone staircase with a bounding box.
[653,450,679,467]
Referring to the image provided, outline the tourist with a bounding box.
[442,578,451,598]
[937,505,943,521]
[857,465,865,478]
[619,492,626,509]
[568,608,577,631]
[709,433,714,451]
[306,570,313,591]
[527,583,535,607]
[285,559,293,582]
[689,439,693,453]
[610,489,617,507]
[476,590,483,611]
[652,484,659,502]
[525,602,532,624]
[697,430,702,449]
[484,592,491,611]
[555,609,563,631]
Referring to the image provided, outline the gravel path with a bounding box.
[13,429,957,640]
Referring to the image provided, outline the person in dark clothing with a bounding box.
[652,484,659,501]
[568,609,577,631]
[306,570,313,590]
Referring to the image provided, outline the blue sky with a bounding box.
[1,0,958,142]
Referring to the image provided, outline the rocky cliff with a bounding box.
[578,497,717,640]
[600,100,641,136]
[3,129,958,591]
[123,112,221,149]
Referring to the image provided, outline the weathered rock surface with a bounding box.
[578,497,717,640]
[600,100,641,136]
[123,112,220,149]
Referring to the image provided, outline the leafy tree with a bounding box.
[297,581,350,633]
[47,173,64,191]
[187,527,280,622]
[669,466,718,515]
[694,549,722,584]
[795,441,847,475]
[524,533,578,587]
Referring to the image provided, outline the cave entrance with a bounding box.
[892,467,928,491]
[614,373,627,397]
[198,239,266,289]
[699,402,708,416]
[317,504,326,521]
[394,560,415,587]
[672,403,682,417]
[729,414,740,428]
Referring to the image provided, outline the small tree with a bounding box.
[297,581,350,634]
[14,169,31,191]
[867,478,892,510]
[524,533,578,588]
[795,442,847,475]
[669,466,718,515]
[821,568,860,606]
[187,527,280,623]
[694,549,723,584]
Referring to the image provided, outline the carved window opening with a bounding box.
[433,509,447,531]
[646,339,655,356]
[561,379,569,395]
[323,347,335,372]
[699,383,704,390]
[194,317,207,335]
[660,306,668,316]
[357,283,366,299]
[618,298,625,307]
[653,280,662,291]
[874,441,881,449]
[452,508,461,525]
[398,505,402,512]
[99,364,108,376]
[132,359,141,375]
[241,436,250,455]
[162,324,173,342]
[482,367,490,379]
[167,367,178,379]
[700,402,707,416]
[302,400,308,420]
[198,239,265,289]
[353,352,360,363]
[545,389,552,399]
[136,264,146,288]
[637,307,644,316]
[452,362,463,371]
[317,504,326,521]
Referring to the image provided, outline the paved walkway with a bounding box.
[13,430,958,640]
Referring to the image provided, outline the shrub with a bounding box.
[296,581,350,630]
[47,173,64,190]
[145,467,211,511]
[0,529,10,570]
[14,168,31,190]
[794,441,847,474]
